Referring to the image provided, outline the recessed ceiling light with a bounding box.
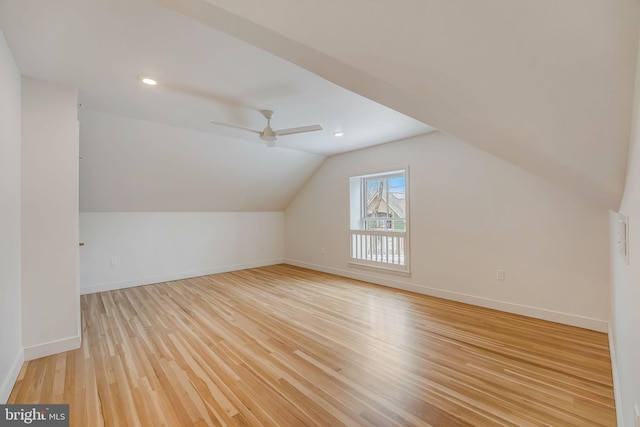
[141,77,157,86]
[333,131,344,137]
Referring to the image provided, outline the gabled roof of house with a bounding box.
[367,192,406,219]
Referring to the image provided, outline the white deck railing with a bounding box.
[350,230,408,271]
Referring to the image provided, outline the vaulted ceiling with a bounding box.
[1,0,638,211]
[157,0,640,210]
[0,0,431,211]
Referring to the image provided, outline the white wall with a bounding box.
[0,30,23,403]
[285,132,610,331]
[21,77,80,360]
[608,28,640,426]
[80,212,284,294]
[77,110,292,296]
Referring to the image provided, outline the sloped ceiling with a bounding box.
[78,110,326,212]
[156,0,640,209]
[0,0,432,212]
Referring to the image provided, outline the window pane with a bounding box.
[363,174,405,230]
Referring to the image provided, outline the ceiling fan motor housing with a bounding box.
[260,127,277,141]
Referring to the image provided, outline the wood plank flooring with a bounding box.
[9,264,616,426]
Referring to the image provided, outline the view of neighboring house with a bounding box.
[366,191,406,231]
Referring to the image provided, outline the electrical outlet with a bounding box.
[109,259,118,268]
[496,269,505,281]
[321,248,325,255]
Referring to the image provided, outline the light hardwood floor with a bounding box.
[9,264,615,426]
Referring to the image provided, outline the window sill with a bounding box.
[348,261,412,277]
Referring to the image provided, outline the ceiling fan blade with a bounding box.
[275,124,322,136]
[209,121,261,134]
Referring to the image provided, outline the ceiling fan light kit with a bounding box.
[210,109,322,147]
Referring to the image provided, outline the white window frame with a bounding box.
[361,171,406,232]
[349,167,410,275]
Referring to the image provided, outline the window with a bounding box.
[362,172,406,231]
[349,168,409,273]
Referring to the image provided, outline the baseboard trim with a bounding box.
[285,259,608,332]
[0,350,24,403]
[608,323,625,427]
[23,335,81,361]
[80,259,285,295]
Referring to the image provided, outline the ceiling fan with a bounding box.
[210,109,322,147]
